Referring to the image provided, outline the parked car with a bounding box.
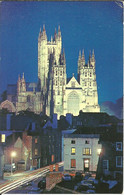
[75,172,83,181]
[77,184,89,192]
[62,174,72,181]
[87,189,96,193]
[3,163,16,172]
[84,173,91,180]
[81,180,95,189]
[38,177,46,189]
[87,177,98,185]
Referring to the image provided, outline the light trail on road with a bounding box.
[0,162,64,194]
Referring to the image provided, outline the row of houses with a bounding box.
[63,123,123,181]
[0,109,123,183]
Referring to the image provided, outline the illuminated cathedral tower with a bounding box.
[38,26,67,117]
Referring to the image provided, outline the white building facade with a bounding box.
[64,134,101,172]
[1,26,100,118]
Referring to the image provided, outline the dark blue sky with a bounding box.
[0,1,123,104]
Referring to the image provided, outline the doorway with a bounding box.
[84,159,90,172]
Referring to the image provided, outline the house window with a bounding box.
[85,72,87,77]
[1,134,5,143]
[85,82,87,86]
[55,80,58,86]
[90,72,92,77]
[35,149,38,156]
[71,147,76,155]
[85,140,89,144]
[71,140,75,144]
[90,82,91,86]
[103,160,109,170]
[116,142,122,151]
[35,138,38,144]
[116,156,122,167]
[83,148,91,155]
[56,71,58,76]
[51,155,54,162]
[71,159,76,168]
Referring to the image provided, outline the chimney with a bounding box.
[6,114,11,130]
[32,122,35,131]
[66,113,72,126]
[52,114,58,129]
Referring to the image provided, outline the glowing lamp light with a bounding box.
[11,151,16,157]
[97,148,102,155]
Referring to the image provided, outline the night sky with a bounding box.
[0,1,123,104]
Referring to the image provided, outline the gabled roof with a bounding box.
[66,76,81,89]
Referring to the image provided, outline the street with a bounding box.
[0,162,64,194]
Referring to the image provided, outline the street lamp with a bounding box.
[11,151,16,175]
[97,148,102,155]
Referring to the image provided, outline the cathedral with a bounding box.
[0,26,100,118]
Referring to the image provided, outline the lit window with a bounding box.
[116,156,122,167]
[35,149,38,155]
[1,134,5,143]
[71,147,76,155]
[51,155,54,162]
[116,142,122,151]
[103,160,109,170]
[35,138,38,144]
[71,140,75,144]
[83,148,91,155]
[71,159,76,168]
[85,140,89,144]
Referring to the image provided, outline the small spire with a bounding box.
[38,27,42,39]
[43,24,45,31]
[58,25,61,38]
[72,73,74,77]
[55,28,57,35]
[22,72,24,79]
[92,49,95,58]
[91,49,95,63]
[89,50,91,58]
[82,49,84,56]
[81,49,85,66]
[62,48,66,64]
[88,50,92,66]
[54,28,57,41]
[79,50,81,57]
[18,74,20,81]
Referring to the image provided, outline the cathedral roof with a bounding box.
[7,82,38,95]
[66,75,81,89]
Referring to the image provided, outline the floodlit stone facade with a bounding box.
[1,26,100,118]
[64,134,102,172]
